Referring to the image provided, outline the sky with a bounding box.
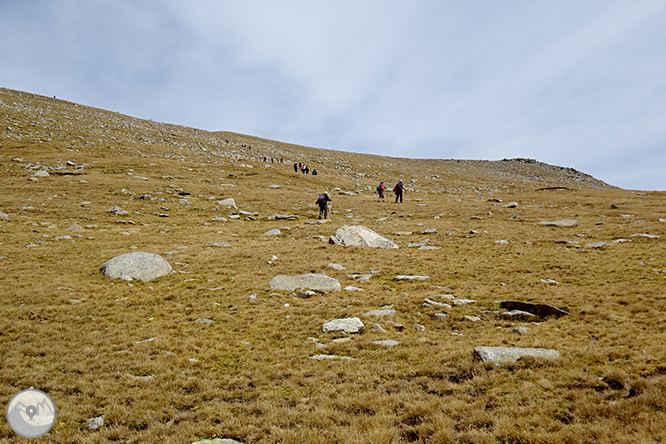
[1,1,665,190]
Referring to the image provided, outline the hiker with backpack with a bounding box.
[377,181,386,202]
[316,192,332,219]
[394,180,405,203]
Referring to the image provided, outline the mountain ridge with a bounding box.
[1,87,616,191]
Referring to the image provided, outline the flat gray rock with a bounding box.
[586,241,607,248]
[362,309,396,317]
[215,198,237,208]
[100,252,172,282]
[263,228,281,236]
[372,340,400,347]
[499,301,570,318]
[0,211,10,221]
[66,223,84,232]
[327,263,346,270]
[322,317,364,333]
[539,219,578,227]
[191,439,246,444]
[329,225,398,249]
[474,346,560,366]
[396,275,430,281]
[343,286,364,291]
[269,274,341,292]
[207,242,231,247]
[309,354,354,361]
[500,310,536,321]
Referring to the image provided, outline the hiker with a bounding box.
[312,169,318,176]
[394,180,405,203]
[294,163,298,173]
[305,166,310,174]
[316,192,331,219]
[377,181,386,202]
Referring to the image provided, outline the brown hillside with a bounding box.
[1,87,665,444]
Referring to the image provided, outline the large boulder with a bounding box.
[474,346,560,366]
[329,225,398,249]
[268,274,341,292]
[100,252,172,282]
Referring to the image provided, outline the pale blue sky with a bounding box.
[1,1,665,190]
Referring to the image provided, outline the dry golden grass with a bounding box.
[1,88,666,443]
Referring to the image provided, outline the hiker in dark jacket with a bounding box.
[316,192,331,219]
[394,180,405,203]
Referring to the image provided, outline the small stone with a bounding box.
[0,211,9,221]
[463,315,481,322]
[433,313,450,320]
[370,323,387,333]
[539,219,578,227]
[195,318,214,324]
[362,309,396,317]
[501,310,536,321]
[423,298,452,308]
[586,241,607,249]
[421,228,437,234]
[372,340,400,347]
[512,327,531,334]
[264,228,281,236]
[322,317,364,334]
[248,293,257,302]
[413,324,425,331]
[66,223,84,232]
[207,242,231,247]
[327,263,346,270]
[452,299,476,305]
[33,170,50,177]
[395,275,430,281]
[309,354,354,361]
[88,415,104,430]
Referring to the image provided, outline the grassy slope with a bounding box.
[1,88,665,443]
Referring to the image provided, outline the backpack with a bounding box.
[376,184,381,192]
[316,194,326,205]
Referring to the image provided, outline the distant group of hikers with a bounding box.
[294,162,317,175]
[376,180,406,203]
[314,179,405,220]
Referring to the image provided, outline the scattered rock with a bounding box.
[0,211,10,221]
[539,219,578,227]
[372,340,400,347]
[500,310,536,321]
[327,263,346,270]
[33,170,50,177]
[463,315,481,322]
[191,438,246,444]
[631,233,660,239]
[344,286,364,292]
[322,317,364,334]
[473,346,560,366]
[88,415,104,430]
[211,217,228,222]
[432,313,450,320]
[396,275,430,281]
[413,324,425,331]
[100,252,173,282]
[387,321,405,332]
[106,205,129,216]
[216,198,237,208]
[502,202,519,208]
[511,327,531,334]
[310,354,354,361]
[66,223,84,232]
[395,231,413,235]
[195,318,215,324]
[207,242,231,247]
[499,301,570,318]
[269,274,341,292]
[329,225,398,249]
[423,298,452,309]
[452,298,476,305]
[362,309,397,317]
[370,323,387,333]
[421,228,437,234]
[586,241,607,248]
[263,228,281,236]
